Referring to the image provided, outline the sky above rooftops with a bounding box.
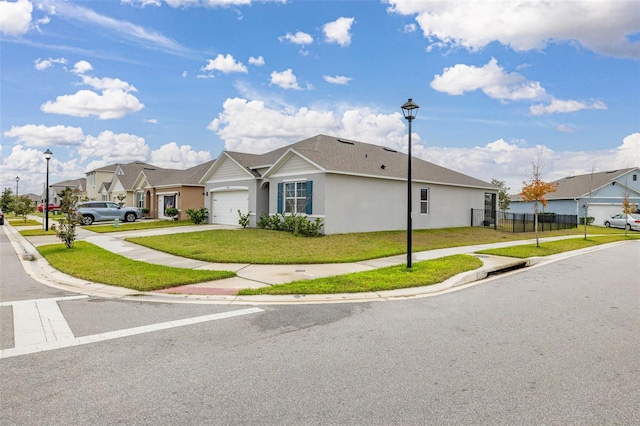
[1,0,639,195]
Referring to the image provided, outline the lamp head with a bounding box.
[44,149,53,160]
[401,98,419,120]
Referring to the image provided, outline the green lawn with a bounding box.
[9,219,42,226]
[20,229,57,236]
[128,225,628,264]
[36,242,235,291]
[84,219,198,233]
[239,255,482,295]
[476,235,638,258]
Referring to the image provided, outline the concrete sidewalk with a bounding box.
[2,217,610,304]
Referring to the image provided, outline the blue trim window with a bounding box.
[278,181,313,214]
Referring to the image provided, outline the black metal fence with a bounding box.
[471,209,578,233]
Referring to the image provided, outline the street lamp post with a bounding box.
[15,176,19,196]
[44,149,52,231]
[401,98,419,269]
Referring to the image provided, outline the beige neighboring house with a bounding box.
[85,164,117,201]
[44,178,87,206]
[132,161,214,220]
[84,162,157,204]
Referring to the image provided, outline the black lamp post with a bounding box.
[44,149,52,231]
[401,98,419,268]
[15,176,19,196]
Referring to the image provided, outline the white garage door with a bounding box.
[212,191,248,225]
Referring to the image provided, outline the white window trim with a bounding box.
[420,187,429,215]
[284,181,307,214]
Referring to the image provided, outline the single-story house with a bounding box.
[131,161,214,220]
[200,134,498,234]
[508,167,640,225]
[44,178,87,205]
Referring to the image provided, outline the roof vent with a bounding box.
[606,170,618,174]
[383,147,397,153]
[380,164,386,170]
[337,138,354,145]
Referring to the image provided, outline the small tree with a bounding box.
[165,207,179,220]
[186,208,208,224]
[519,152,557,247]
[1,188,14,213]
[115,194,126,207]
[51,187,82,248]
[621,194,636,237]
[491,178,511,218]
[9,195,35,222]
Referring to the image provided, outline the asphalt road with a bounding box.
[1,230,638,425]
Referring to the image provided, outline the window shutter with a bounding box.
[277,183,283,214]
[305,181,313,215]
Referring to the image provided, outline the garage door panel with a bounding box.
[212,191,248,225]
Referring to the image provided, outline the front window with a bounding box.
[420,188,429,214]
[136,192,144,208]
[285,182,307,214]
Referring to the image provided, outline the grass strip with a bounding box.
[20,229,57,236]
[476,235,639,258]
[37,241,235,292]
[128,226,628,265]
[239,254,483,295]
[9,219,42,226]
[85,220,197,233]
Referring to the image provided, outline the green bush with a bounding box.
[237,210,252,228]
[255,212,323,237]
[186,208,208,224]
[579,216,595,225]
[165,207,179,220]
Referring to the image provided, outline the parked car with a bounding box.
[603,213,640,231]
[0,208,4,225]
[75,201,142,225]
[38,203,61,212]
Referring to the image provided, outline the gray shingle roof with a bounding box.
[547,167,638,199]
[229,134,495,189]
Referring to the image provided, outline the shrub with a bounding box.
[141,208,150,215]
[51,187,82,248]
[237,210,252,228]
[579,216,595,225]
[186,207,208,224]
[165,207,179,220]
[254,212,323,237]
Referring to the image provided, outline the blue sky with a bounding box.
[1,0,639,196]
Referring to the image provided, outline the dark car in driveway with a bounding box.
[76,201,142,225]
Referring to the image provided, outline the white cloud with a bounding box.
[279,31,313,45]
[78,131,150,162]
[323,75,352,85]
[41,89,144,119]
[72,60,93,74]
[431,58,546,101]
[530,99,607,116]
[323,17,355,47]
[201,54,248,75]
[145,118,158,124]
[248,56,265,66]
[79,75,138,92]
[163,0,252,7]
[270,69,302,90]
[556,124,575,133]
[4,124,85,147]
[207,97,408,153]
[150,142,212,168]
[0,145,85,195]
[403,23,416,33]
[387,0,640,58]
[0,0,32,36]
[53,2,189,55]
[34,57,67,70]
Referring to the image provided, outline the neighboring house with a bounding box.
[44,178,87,205]
[131,161,214,220]
[85,164,117,201]
[200,134,498,235]
[85,162,157,204]
[508,167,640,226]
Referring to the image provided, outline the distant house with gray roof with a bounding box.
[132,160,214,220]
[200,134,498,234]
[508,167,640,225]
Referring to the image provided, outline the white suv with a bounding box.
[76,202,142,225]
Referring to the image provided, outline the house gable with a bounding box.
[263,150,323,178]
[204,154,255,183]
